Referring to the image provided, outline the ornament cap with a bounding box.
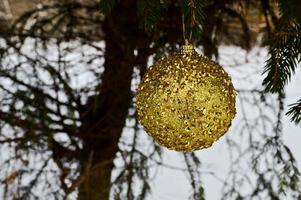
[181,40,195,54]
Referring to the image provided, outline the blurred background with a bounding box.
[0,0,300,200]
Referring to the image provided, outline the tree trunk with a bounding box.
[77,1,148,199]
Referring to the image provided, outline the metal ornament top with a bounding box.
[181,40,195,54]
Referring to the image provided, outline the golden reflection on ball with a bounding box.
[136,48,236,152]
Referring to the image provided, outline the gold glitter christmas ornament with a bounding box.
[136,43,236,152]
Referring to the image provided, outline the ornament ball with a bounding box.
[136,44,236,152]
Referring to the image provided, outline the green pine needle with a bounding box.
[287,99,301,124]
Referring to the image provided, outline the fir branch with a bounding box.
[262,21,301,93]
[278,0,301,23]
[262,5,301,124]
[286,99,301,124]
[262,0,301,94]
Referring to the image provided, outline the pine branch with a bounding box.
[278,0,301,23]
[262,21,301,93]
[262,0,301,94]
[262,3,301,124]
[286,99,301,124]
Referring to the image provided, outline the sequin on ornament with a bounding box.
[136,46,236,152]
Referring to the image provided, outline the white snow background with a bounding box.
[0,39,300,199]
